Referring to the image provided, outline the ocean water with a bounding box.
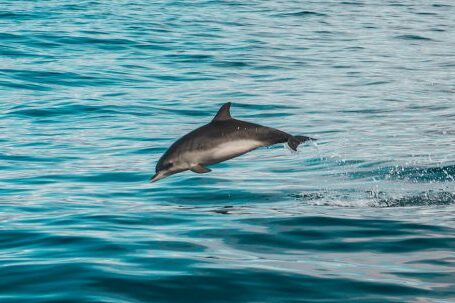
[1,0,455,302]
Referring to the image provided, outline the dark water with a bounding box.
[1,1,455,302]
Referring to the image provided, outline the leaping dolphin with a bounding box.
[150,102,315,182]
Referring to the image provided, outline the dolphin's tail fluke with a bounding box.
[287,135,316,151]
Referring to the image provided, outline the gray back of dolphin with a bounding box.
[151,102,315,182]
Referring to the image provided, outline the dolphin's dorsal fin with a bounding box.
[212,102,232,121]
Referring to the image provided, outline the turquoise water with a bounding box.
[1,0,455,302]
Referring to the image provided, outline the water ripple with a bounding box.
[1,0,454,302]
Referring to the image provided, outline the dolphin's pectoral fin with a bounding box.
[190,164,212,174]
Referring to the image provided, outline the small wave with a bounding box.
[0,12,46,21]
[76,172,147,183]
[164,53,214,64]
[371,191,455,207]
[293,191,455,208]
[395,34,433,41]
[8,104,108,118]
[0,153,76,163]
[212,60,250,68]
[349,164,455,182]
[7,103,154,119]
[55,36,134,50]
[0,68,120,87]
[432,4,453,8]
[274,11,327,17]
[0,79,52,91]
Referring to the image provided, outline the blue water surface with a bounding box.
[1,0,455,302]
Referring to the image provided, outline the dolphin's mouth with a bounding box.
[150,172,165,183]
[150,169,187,183]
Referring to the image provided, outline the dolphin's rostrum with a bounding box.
[150,102,315,182]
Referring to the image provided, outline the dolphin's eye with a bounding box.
[162,162,173,170]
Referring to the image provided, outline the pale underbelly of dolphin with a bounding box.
[183,139,264,166]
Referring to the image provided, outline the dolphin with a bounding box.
[150,102,315,182]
